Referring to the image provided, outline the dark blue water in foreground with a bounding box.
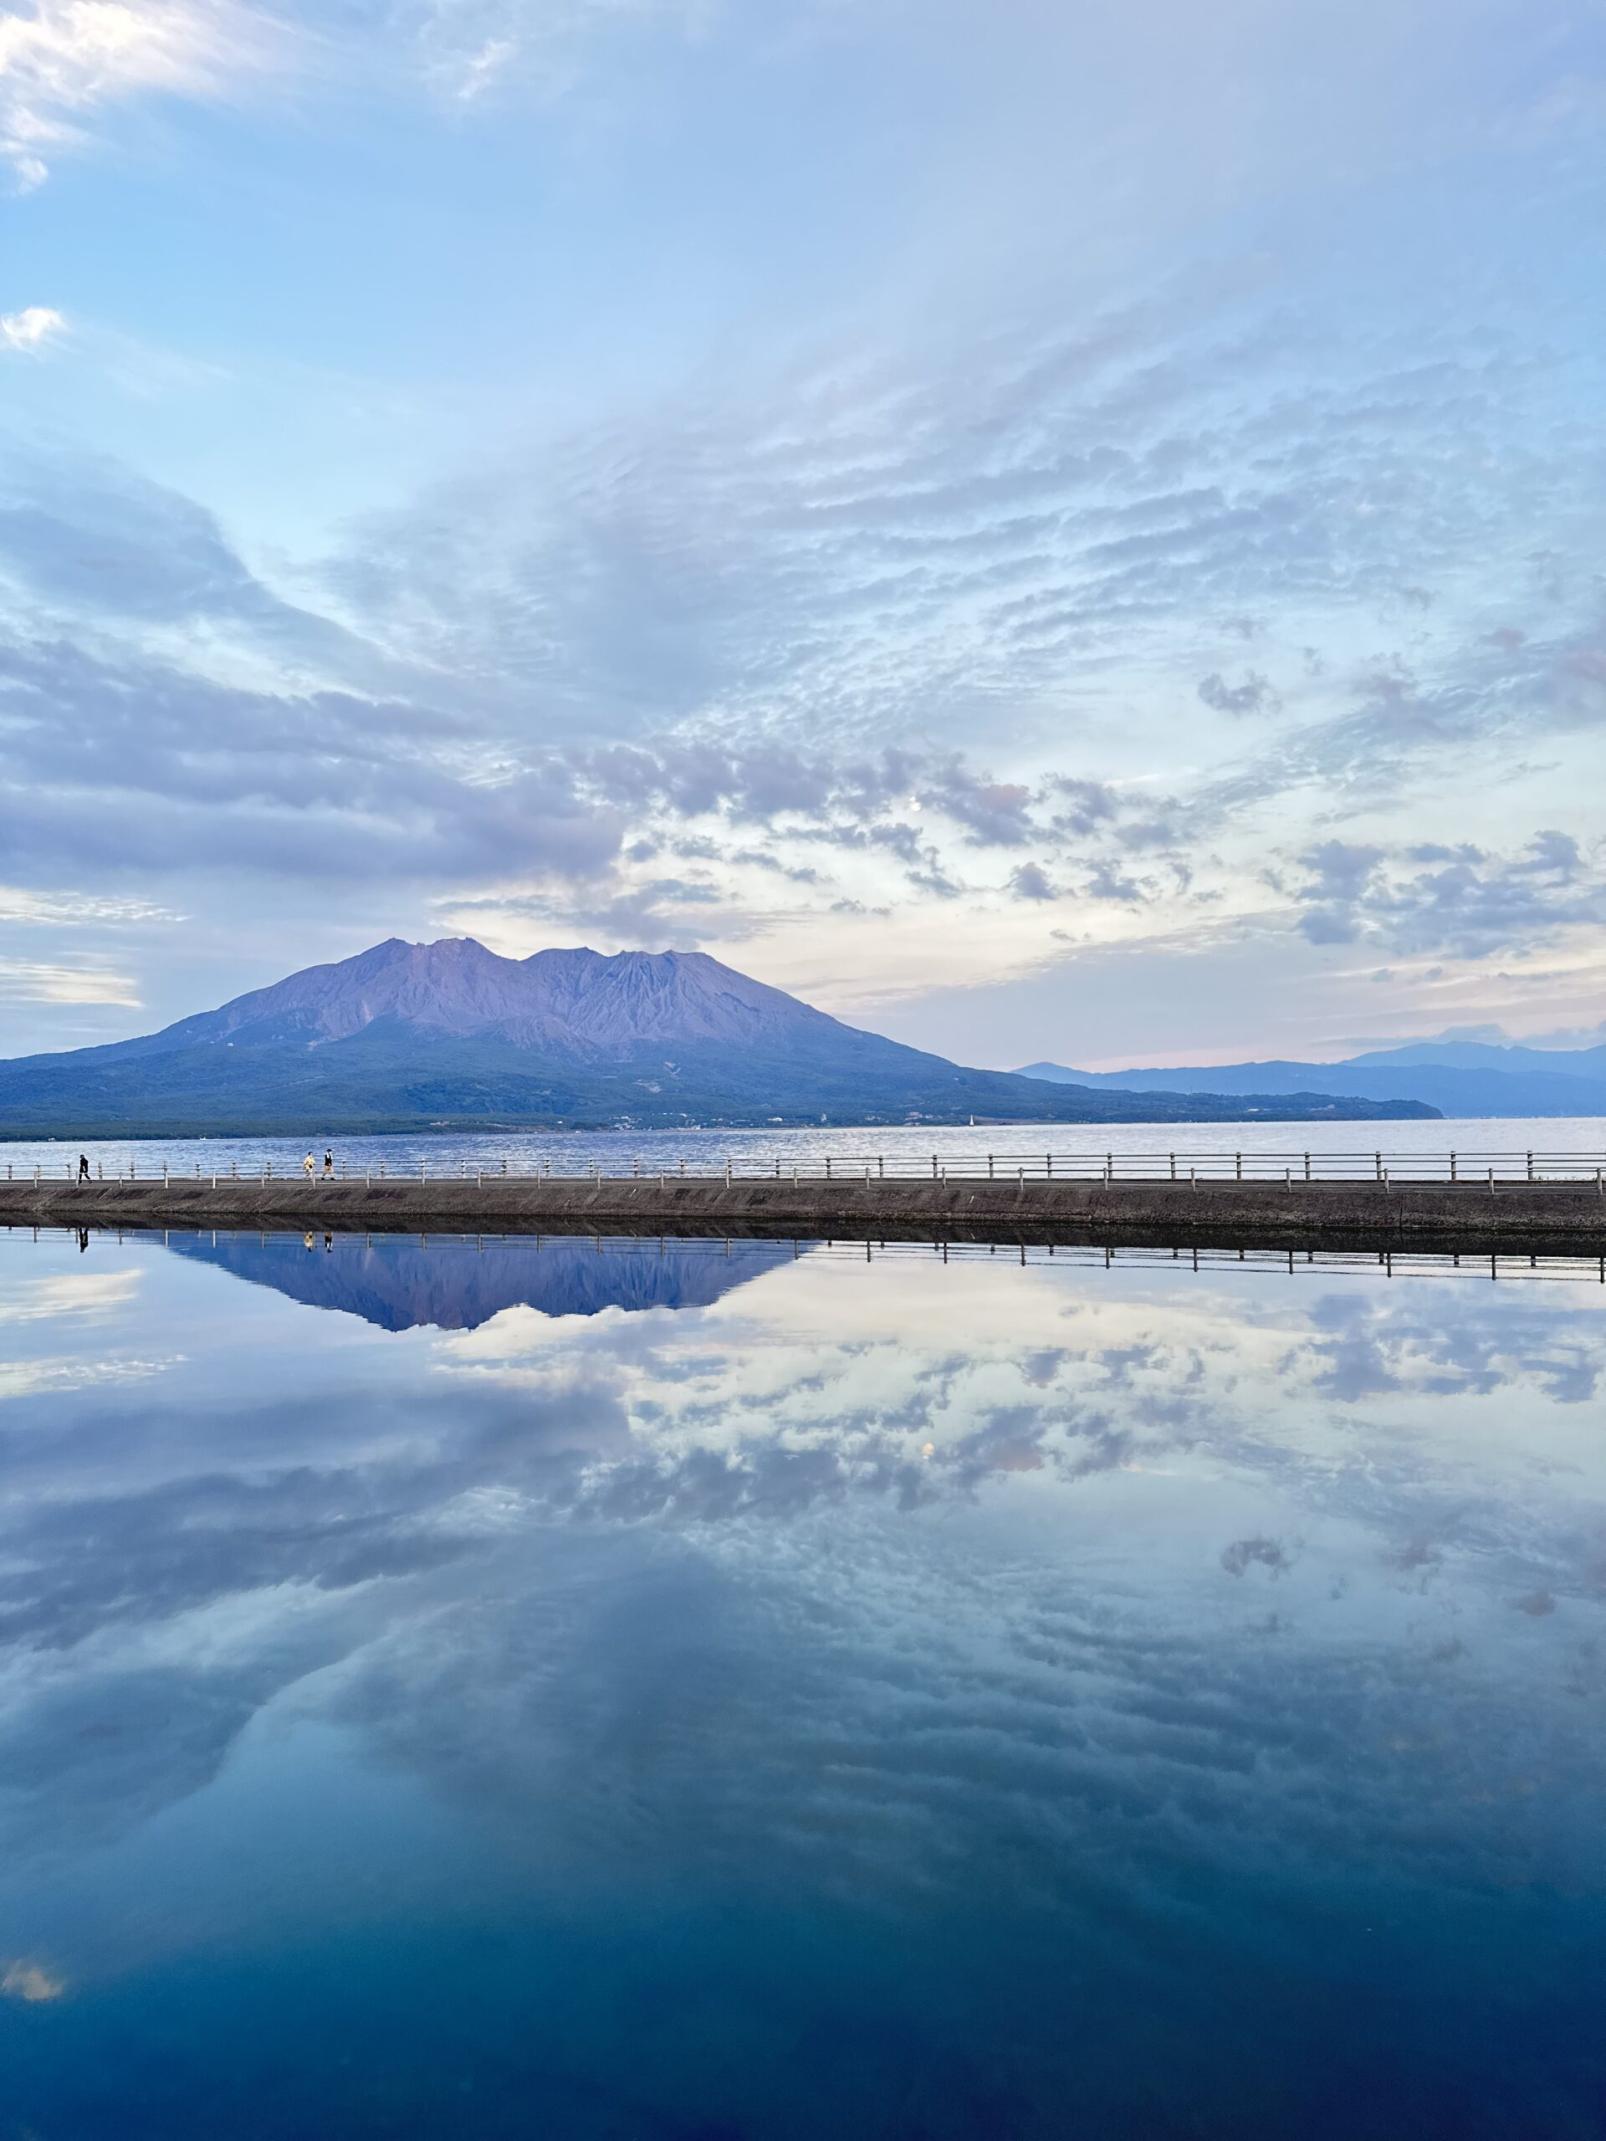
[1,1228,1603,2137]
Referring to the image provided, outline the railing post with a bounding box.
[1450,1151,1457,1182]
[932,1154,938,1180]
[988,1154,994,1181]
[1235,1152,1242,1182]
[825,1156,832,1181]
[1527,1150,1533,1181]
[1375,1151,1382,1182]
[1169,1153,1176,1181]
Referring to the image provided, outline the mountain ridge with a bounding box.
[1018,1045,1606,1120]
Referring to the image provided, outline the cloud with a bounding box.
[398,0,715,104]
[1,1959,65,2002]
[1220,1534,1294,1578]
[326,266,1606,777]
[0,0,273,190]
[1197,669,1279,718]
[0,957,141,1004]
[0,442,397,684]
[1084,859,1146,903]
[1008,861,1057,901]
[1290,830,1606,957]
[0,635,624,888]
[0,884,181,923]
[0,304,64,350]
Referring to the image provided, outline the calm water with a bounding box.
[3,1115,1604,1182]
[1,1227,1604,2137]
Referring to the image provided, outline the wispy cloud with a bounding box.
[0,885,182,923]
[0,0,275,189]
[0,957,141,1004]
[399,0,725,104]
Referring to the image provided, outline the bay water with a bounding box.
[0,1224,1603,2135]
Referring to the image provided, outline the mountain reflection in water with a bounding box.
[161,1228,796,1329]
[0,1228,1603,2140]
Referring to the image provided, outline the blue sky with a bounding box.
[1,0,1604,1066]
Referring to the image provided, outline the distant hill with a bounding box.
[0,936,1438,1134]
[1018,1040,1606,1120]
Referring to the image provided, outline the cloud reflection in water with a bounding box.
[0,1229,1602,2136]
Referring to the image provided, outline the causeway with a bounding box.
[5,1172,1605,1253]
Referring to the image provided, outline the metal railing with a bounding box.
[8,1148,1606,1186]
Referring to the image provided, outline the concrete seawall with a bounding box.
[5,1174,1606,1253]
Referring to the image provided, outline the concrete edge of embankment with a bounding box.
[3,1175,1605,1254]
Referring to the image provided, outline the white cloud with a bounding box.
[0,958,142,1004]
[0,884,183,923]
[0,0,275,189]
[0,303,65,349]
[1,1959,66,2002]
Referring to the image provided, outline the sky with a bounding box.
[0,0,1603,1070]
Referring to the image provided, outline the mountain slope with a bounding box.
[0,938,1439,1133]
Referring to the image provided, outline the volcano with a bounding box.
[0,937,1438,1134]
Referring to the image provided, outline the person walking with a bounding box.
[303,1151,316,1179]
[77,1153,90,1183]
[323,1149,334,1178]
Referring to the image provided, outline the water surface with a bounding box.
[1,1227,1603,2136]
[5,1114,1604,1183]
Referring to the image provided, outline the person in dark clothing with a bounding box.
[78,1153,90,1182]
[323,1149,335,1178]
